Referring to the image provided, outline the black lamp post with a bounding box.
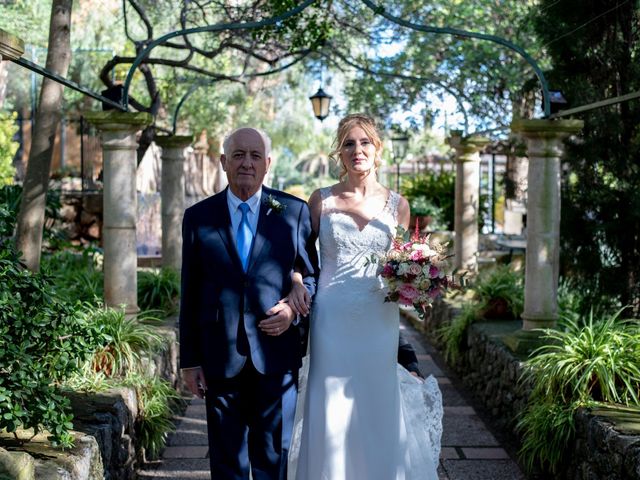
[391,135,409,192]
[309,87,332,121]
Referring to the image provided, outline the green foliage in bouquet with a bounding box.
[517,309,640,473]
[138,268,181,316]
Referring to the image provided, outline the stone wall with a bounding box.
[58,192,103,245]
[405,300,640,479]
[0,324,180,480]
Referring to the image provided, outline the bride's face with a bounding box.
[339,126,378,175]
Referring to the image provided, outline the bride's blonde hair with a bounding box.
[329,113,383,182]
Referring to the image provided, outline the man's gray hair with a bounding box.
[222,127,272,157]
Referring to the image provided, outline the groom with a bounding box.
[179,127,318,480]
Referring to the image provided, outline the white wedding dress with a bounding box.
[289,187,442,480]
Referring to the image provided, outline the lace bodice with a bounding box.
[317,186,400,293]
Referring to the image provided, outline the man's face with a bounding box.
[221,128,271,200]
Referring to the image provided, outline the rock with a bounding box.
[0,447,35,480]
[82,193,103,215]
[86,223,101,240]
[60,205,78,223]
[80,211,96,226]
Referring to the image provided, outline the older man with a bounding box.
[179,127,318,480]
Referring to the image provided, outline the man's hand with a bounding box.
[259,302,295,336]
[182,367,207,398]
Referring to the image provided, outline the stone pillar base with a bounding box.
[503,328,548,355]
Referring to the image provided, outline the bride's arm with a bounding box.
[397,194,411,231]
[287,270,311,316]
[307,189,322,236]
[286,189,322,316]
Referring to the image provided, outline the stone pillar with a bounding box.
[511,119,583,331]
[85,111,153,315]
[155,135,192,272]
[448,132,490,273]
[0,29,25,62]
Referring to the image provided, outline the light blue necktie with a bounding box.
[236,203,253,271]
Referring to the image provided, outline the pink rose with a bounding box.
[398,295,414,306]
[410,250,423,261]
[408,263,422,275]
[381,264,395,278]
[398,283,420,301]
[429,265,440,279]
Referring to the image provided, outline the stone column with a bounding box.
[85,111,153,315]
[0,29,25,62]
[511,119,583,331]
[155,135,192,272]
[448,132,490,273]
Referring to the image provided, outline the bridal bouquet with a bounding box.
[371,223,452,319]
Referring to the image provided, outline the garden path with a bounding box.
[137,318,525,480]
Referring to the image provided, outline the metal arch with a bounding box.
[122,0,317,110]
[360,0,551,118]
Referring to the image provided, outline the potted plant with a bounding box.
[409,196,443,231]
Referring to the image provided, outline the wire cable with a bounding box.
[542,0,629,49]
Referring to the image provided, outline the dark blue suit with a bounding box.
[179,186,318,479]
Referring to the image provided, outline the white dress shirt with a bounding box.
[227,188,261,243]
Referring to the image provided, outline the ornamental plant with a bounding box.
[517,309,640,473]
[137,267,181,316]
[0,224,106,447]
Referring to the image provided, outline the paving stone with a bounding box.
[436,377,451,385]
[444,406,475,415]
[437,463,450,479]
[166,428,209,446]
[184,403,207,417]
[174,415,208,432]
[461,447,510,459]
[161,446,209,459]
[441,414,499,447]
[441,459,525,480]
[418,357,445,377]
[440,447,460,459]
[137,458,211,479]
[438,383,468,406]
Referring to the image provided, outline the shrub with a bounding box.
[474,266,524,319]
[41,248,104,305]
[138,268,181,316]
[438,302,480,363]
[89,308,166,378]
[437,267,524,362]
[0,245,106,447]
[124,374,184,460]
[0,111,18,186]
[402,172,455,230]
[517,309,640,473]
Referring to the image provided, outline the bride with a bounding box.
[287,114,442,479]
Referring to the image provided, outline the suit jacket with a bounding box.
[179,186,318,378]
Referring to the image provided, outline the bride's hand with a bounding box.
[285,272,311,316]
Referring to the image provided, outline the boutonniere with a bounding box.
[265,194,286,216]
